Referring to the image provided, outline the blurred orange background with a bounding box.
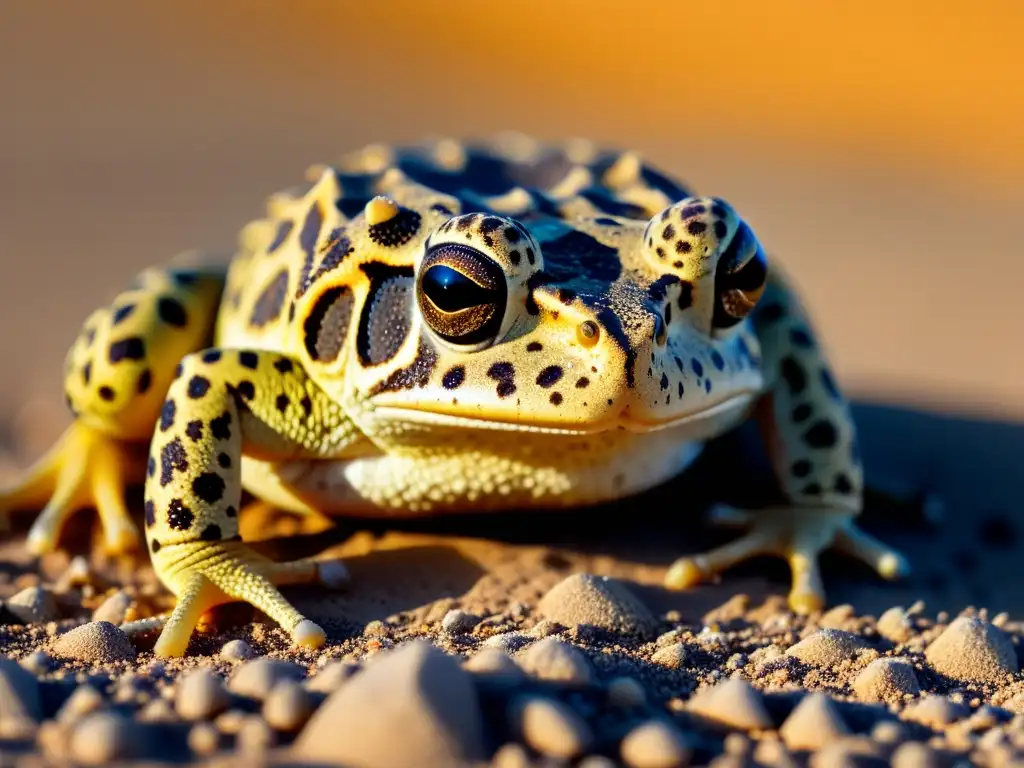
[1,0,1023,422]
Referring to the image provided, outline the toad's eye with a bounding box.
[417,243,508,347]
[712,221,768,330]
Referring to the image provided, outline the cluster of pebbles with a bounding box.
[3,562,1024,767]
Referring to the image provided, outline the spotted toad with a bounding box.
[0,136,909,656]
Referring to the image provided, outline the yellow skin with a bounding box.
[0,136,909,656]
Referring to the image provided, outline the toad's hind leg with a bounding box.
[0,265,225,554]
[142,348,361,656]
[665,266,909,613]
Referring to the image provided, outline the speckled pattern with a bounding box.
[0,136,907,656]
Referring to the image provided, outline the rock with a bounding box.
[175,669,229,720]
[903,695,970,728]
[651,643,689,669]
[228,658,306,700]
[293,639,486,767]
[514,696,593,760]
[57,685,105,723]
[5,586,60,624]
[516,637,593,684]
[924,616,1017,684]
[0,657,42,734]
[463,649,527,684]
[620,720,692,768]
[441,609,480,635]
[69,712,141,764]
[877,606,915,643]
[891,741,941,768]
[19,650,53,674]
[263,680,314,732]
[51,622,136,663]
[688,678,773,731]
[482,631,533,653]
[607,677,647,709]
[852,658,920,703]
[91,590,131,625]
[306,660,361,693]
[188,722,221,756]
[779,693,849,751]
[786,629,868,667]
[538,573,657,636]
[236,714,276,752]
[219,639,255,662]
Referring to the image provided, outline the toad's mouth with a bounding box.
[371,388,759,437]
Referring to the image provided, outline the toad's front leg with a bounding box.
[137,347,359,657]
[665,268,909,613]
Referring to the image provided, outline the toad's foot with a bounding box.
[0,421,143,555]
[664,504,910,614]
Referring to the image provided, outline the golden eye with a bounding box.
[576,320,600,347]
[712,221,768,329]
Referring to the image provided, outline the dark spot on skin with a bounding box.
[367,337,438,396]
[557,288,577,305]
[108,337,146,363]
[174,363,183,380]
[526,247,535,265]
[594,217,619,226]
[431,204,453,215]
[704,378,712,393]
[144,500,156,527]
[662,223,676,240]
[834,473,854,494]
[296,203,325,298]
[200,524,222,541]
[536,366,564,388]
[112,304,135,325]
[526,342,543,352]
[804,420,838,448]
[185,420,203,441]
[714,220,728,239]
[801,483,823,496]
[159,399,176,431]
[675,240,692,254]
[250,269,290,328]
[820,369,841,401]
[157,297,188,328]
[188,376,211,399]
[780,357,807,396]
[487,361,517,398]
[537,230,621,282]
[508,249,521,265]
[166,498,194,531]
[217,453,231,469]
[575,377,589,389]
[159,438,189,487]
[235,381,256,401]
[677,281,693,310]
[99,386,116,402]
[792,459,812,478]
[647,274,680,303]
[691,358,704,378]
[442,366,465,390]
[192,472,225,504]
[267,219,294,253]
[792,403,813,423]
[711,201,728,218]
[790,328,813,348]
[147,457,155,478]
[150,540,161,553]
[678,381,684,398]
[275,394,289,413]
[239,352,259,370]
[368,207,422,248]
[273,358,293,374]
[225,506,238,518]
[300,396,313,417]
[210,412,232,441]
[503,225,521,244]
[656,247,666,260]
[550,392,563,405]
[137,369,152,394]
[710,350,725,370]
[82,361,92,385]
[202,350,222,364]
[681,203,706,218]
[687,220,706,235]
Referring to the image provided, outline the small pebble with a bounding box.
[263,680,315,732]
[853,658,920,703]
[538,572,658,636]
[305,660,361,693]
[688,678,772,731]
[515,696,593,759]
[19,651,53,675]
[62,556,93,589]
[877,606,915,643]
[891,740,941,768]
[528,619,565,638]
[925,616,1018,683]
[903,695,970,728]
[188,722,221,756]
[463,649,527,683]
[176,668,230,720]
[0,656,43,731]
[441,609,480,635]
[482,631,533,653]
[57,685,105,723]
[607,676,648,708]
[91,590,132,625]
[651,643,688,669]
[214,709,248,735]
[236,713,277,751]
[138,698,176,723]
[779,693,849,751]
[516,637,593,684]
[69,712,140,764]
[6,586,60,624]
[228,657,306,700]
[51,621,136,663]
[786,629,868,667]
[219,638,256,662]
[620,719,692,768]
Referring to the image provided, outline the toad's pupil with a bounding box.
[421,265,494,312]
